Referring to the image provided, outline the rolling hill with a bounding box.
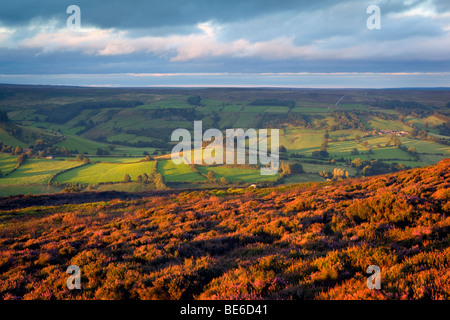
[1,85,450,196]
[0,159,448,300]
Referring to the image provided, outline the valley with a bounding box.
[0,85,449,196]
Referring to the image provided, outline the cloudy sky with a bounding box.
[0,0,449,87]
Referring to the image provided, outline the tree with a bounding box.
[123,174,131,183]
[135,174,144,184]
[220,177,229,185]
[14,146,23,155]
[16,153,27,166]
[281,161,292,175]
[207,170,216,181]
[96,148,109,155]
[408,147,417,154]
[280,161,304,175]
[332,168,349,180]
[390,135,402,147]
[279,145,287,153]
[351,158,363,168]
[0,111,9,122]
[312,150,329,158]
[290,162,304,174]
[362,165,373,176]
[187,96,201,105]
[154,173,166,189]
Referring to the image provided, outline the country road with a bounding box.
[335,95,345,108]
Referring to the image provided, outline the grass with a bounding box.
[241,106,268,113]
[281,129,324,155]
[221,105,243,112]
[197,165,279,182]
[87,157,147,163]
[301,163,358,176]
[113,146,157,157]
[290,106,330,113]
[345,147,413,161]
[0,185,62,197]
[400,137,450,155]
[157,160,206,183]
[0,159,83,185]
[136,98,192,109]
[217,112,260,129]
[54,161,156,185]
[94,182,156,192]
[368,118,410,131]
[0,129,28,148]
[326,140,366,157]
[55,135,111,155]
[418,154,448,166]
[337,104,369,111]
[18,125,64,144]
[264,106,290,113]
[0,154,18,175]
[281,173,325,184]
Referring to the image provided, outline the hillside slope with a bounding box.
[0,160,449,300]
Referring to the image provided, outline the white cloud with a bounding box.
[6,9,450,64]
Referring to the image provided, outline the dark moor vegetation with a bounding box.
[0,159,448,300]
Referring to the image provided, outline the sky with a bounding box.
[0,0,449,88]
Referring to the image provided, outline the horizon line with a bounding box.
[1,82,450,90]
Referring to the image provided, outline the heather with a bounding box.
[0,160,449,300]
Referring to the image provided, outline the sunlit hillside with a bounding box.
[0,159,448,300]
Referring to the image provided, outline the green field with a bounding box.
[197,165,279,182]
[368,118,411,131]
[282,173,325,184]
[136,98,192,109]
[0,185,62,197]
[0,129,28,148]
[0,154,17,175]
[55,135,111,154]
[264,106,290,113]
[281,129,325,155]
[54,161,156,185]
[157,160,206,182]
[0,159,83,185]
[0,85,449,196]
[241,105,268,113]
[400,137,450,154]
[302,163,359,176]
[87,157,147,163]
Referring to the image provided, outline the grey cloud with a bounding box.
[0,0,339,29]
